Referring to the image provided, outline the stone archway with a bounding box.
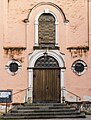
[27,50,65,103]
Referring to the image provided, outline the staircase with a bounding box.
[2,103,86,119]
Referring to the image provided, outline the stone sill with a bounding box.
[67,46,89,51]
[3,47,26,51]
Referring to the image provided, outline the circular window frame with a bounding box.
[5,60,22,76]
[71,60,87,76]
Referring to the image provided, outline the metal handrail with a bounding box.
[12,87,31,96]
[1,87,31,113]
[61,87,81,102]
[3,87,31,113]
[13,87,32,103]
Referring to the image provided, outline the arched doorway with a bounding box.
[33,55,60,103]
[28,50,65,103]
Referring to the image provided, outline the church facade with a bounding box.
[0,0,91,105]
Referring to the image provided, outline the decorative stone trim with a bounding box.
[5,60,22,76]
[71,59,87,76]
[67,46,89,58]
[3,47,26,59]
[67,46,89,51]
[4,47,26,54]
[34,9,58,47]
[23,2,69,23]
[27,50,65,103]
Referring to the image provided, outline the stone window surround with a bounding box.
[71,60,87,76]
[34,9,59,47]
[5,60,22,76]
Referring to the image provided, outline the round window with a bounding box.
[72,60,87,76]
[5,60,22,75]
[74,63,84,73]
[9,63,19,73]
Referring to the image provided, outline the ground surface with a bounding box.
[34,115,91,120]
[0,115,91,120]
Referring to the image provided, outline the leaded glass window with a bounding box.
[38,13,55,48]
[34,56,59,68]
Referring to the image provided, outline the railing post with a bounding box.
[61,87,65,103]
[61,88,81,103]
[61,68,65,103]
[76,96,78,102]
[5,97,8,113]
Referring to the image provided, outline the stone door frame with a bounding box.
[27,50,65,103]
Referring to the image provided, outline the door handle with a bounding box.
[46,86,48,91]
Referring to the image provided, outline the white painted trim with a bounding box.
[29,50,65,67]
[34,21,39,46]
[34,9,58,46]
[55,22,58,46]
[27,2,68,23]
[61,69,65,103]
[71,60,87,76]
[28,69,33,103]
[5,60,22,76]
[28,50,65,103]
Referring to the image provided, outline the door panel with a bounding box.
[33,68,60,103]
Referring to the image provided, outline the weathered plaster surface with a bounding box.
[4,0,88,48]
[0,0,91,103]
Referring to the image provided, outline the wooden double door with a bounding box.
[33,68,60,103]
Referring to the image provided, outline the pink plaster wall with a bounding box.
[0,0,91,103]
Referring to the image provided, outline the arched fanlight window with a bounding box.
[71,60,87,76]
[34,55,59,68]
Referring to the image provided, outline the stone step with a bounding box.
[24,103,67,106]
[5,111,81,116]
[2,103,86,119]
[16,105,74,110]
[11,108,77,113]
[3,113,86,119]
